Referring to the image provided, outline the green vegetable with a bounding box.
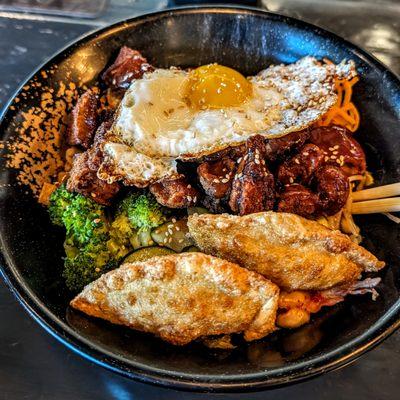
[48,184,75,226]
[183,246,200,252]
[123,246,175,263]
[48,185,121,292]
[48,186,170,292]
[63,245,118,291]
[108,192,162,254]
[151,219,194,252]
[108,212,137,258]
[49,184,108,247]
[119,192,167,232]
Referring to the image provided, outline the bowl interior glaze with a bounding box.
[1,7,400,391]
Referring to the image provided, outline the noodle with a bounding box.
[316,76,360,132]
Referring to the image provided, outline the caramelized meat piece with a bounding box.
[150,176,199,208]
[201,195,229,214]
[314,165,350,216]
[277,144,325,186]
[229,136,275,215]
[87,119,113,171]
[278,165,349,218]
[66,152,120,206]
[67,90,99,149]
[198,143,246,163]
[309,125,366,176]
[102,47,153,90]
[278,184,319,218]
[198,158,236,199]
[265,129,310,162]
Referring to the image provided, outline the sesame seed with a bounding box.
[237,157,242,164]
[289,177,294,184]
[294,159,300,164]
[168,229,173,235]
[176,226,180,231]
[221,178,229,183]
[333,151,338,155]
[213,179,220,183]
[329,147,334,151]
[254,159,260,165]
[187,184,191,189]
[172,218,177,223]
[163,238,168,244]
[168,238,173,243]
[334,145,339,150]
[178,239,184,244]
[168,224,174,229]
[324,156,330,162]
[95,267,100,272]
[193,196,197,203]
[331,155,337,159]
[303,152,309,156]
[187,196,192,202]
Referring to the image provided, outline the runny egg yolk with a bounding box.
[186,64,252,109]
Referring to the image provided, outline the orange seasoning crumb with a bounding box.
[4,74,81,197]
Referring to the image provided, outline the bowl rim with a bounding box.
[1,5,400,392]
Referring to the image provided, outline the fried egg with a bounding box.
[98,57,356,187]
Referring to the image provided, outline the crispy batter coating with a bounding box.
[70,253,279,345]
[188,212,385,291]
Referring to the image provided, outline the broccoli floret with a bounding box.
[63,241,117,292]
[48,185,121,291]
[48,184,75,226]
[48,187,168,292]
[119,192,166,232]
[107,213,136,259]
[62,193,108,247]
[48,184,108,247]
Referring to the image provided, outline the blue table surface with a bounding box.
[1,12,400,400]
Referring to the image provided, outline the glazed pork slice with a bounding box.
[66,89,99,149]
[70,253,279,345]
[188,212,385,291]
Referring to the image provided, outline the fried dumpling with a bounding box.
[188,212,385,291]
[70,253,279,345]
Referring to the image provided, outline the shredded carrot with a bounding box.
[317,76,360,132]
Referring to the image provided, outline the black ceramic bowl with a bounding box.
[1,6,400,392]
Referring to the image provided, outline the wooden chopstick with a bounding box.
[351,197,400,214]
[352,182,400,202]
